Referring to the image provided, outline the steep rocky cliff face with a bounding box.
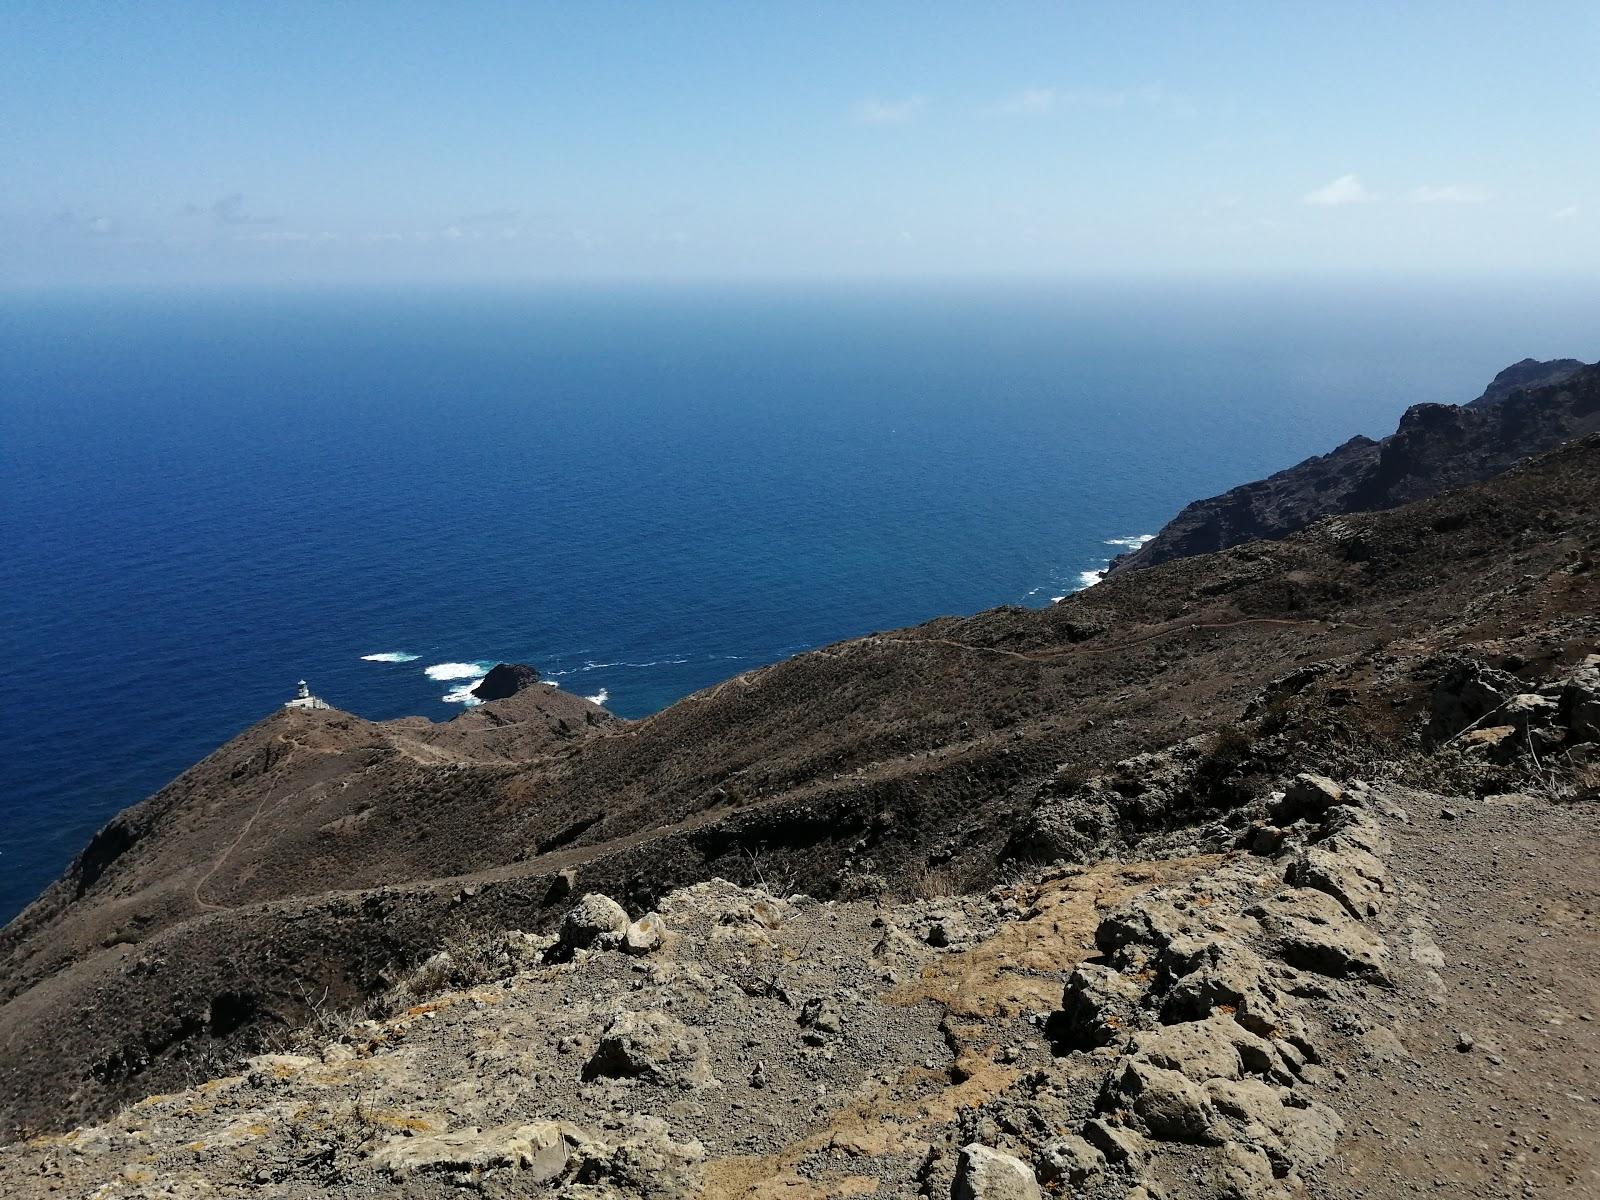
[1108,359,1598,575]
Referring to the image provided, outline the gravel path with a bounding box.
[1321,793,1600,1198]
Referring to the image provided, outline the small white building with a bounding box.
[284,679,329,710]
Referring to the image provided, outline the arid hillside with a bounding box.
[2,434,1598,1151]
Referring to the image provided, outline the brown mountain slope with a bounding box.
[2,436,1598,1135]
[1108,358,1599,574]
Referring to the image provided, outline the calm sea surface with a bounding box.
[3,279,1596,920]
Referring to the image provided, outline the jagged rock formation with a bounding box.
[1469,356,1586,408]
[1108,358,1598,574]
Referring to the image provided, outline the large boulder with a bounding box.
[1131,1015,1279,1084]
[623,912,668,955]
[1286,842,1387,920]
[550,893,630,959]
[1034,1135,1103,1188]
[1428,660,1522,739]
[1270,773,1345,823]
[1559,660,1600,741]
[567,1114,705,1200]
[1159,939,1281,1036]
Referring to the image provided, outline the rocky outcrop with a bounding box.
[1108,358,1598,574]
[471,661,542,700]
[1468,357,1585,408]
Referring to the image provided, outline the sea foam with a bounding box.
[424,661,493,681]
[1103,533,1156,550]
[361,651,420,663]
[585,688,610,706]
[441,680,485,706]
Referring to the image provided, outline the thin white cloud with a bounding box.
[854,95,927,125]
[184,193,278,226]
[1553,205,1580,220]
[1056,85,1194,117]
[1406,184,1487,205]
[1303,174,1372,206]
[994,87,1056,115]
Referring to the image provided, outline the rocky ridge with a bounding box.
[1107,358,1599,575]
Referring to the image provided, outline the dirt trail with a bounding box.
[192,753,309,912]
[1322,794,1600,1199]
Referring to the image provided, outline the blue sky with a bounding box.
[4,2,1598,285]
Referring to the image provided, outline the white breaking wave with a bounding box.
[441,679,485,706]
[361,651,420,663]
[585,688,610,706]
[1078,569,1107,589]
[424,661,493,681]
[544,656,690,679]
[1103,533,1156,550]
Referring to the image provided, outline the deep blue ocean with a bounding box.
[3,279,1596,921]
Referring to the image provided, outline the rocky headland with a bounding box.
[1107,359,1599,575]
[2,368,1598,1198]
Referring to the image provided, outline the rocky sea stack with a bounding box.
[472,662,543,701]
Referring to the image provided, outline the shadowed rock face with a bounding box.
[1108,359,1598,575]
[473,662,542,701]
[1468,357,1586,408]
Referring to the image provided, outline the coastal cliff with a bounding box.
[1107,358,1599,575]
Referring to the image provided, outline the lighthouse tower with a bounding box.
[284,680,329,710]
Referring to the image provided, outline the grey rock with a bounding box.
[623,912,667,955]
[568,1114,705,1200]
[1131,1015,1276,1084]
[1105,1057,1222,1144]
[583,1011,717,1088]
[1271,773,1344,822]
[373,1120,575,1184]
[1246,888,1391,982]
[1060,963,1148,1048]
[1206,1077,1342,1179]
[1034,1135,1103,1188]
[1286,842,1387,920]
[799,996,844,1037]
[1080,1118,1150,1168]
[952,1143,1041,1200]
[554,893,630,958]
[1501,692,1559,732]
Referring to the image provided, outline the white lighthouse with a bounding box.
[284,679,329,710]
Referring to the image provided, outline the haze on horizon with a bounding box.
[4,2,1598,288]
